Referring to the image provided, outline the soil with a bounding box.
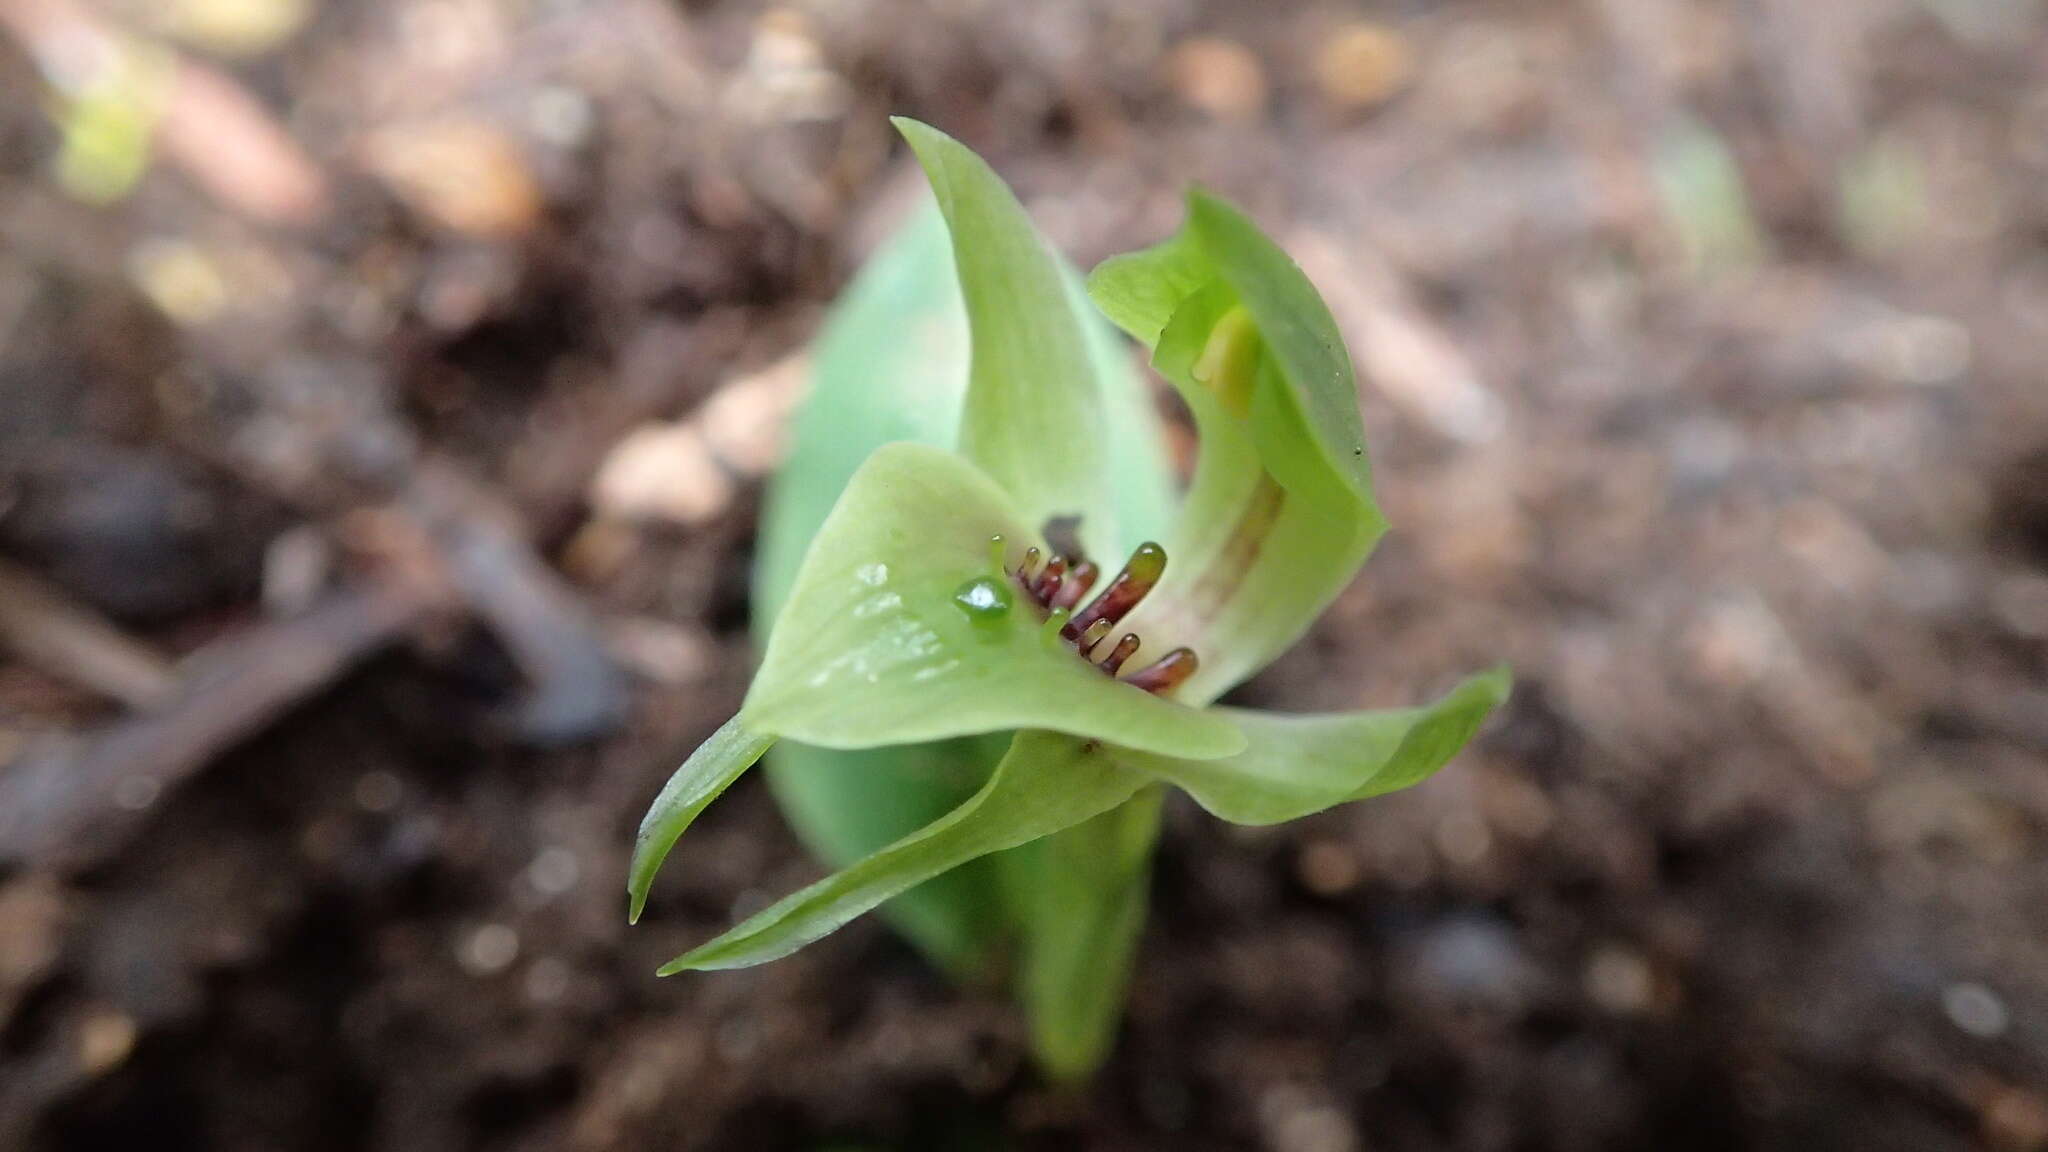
[2,0,2046,1149]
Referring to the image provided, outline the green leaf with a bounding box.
[628,715,777,923]
[894,118,1118,560]
[660,731,1148,972]
[763,737,1007,978]
[1089,194,1388,702]
[743,442,1244,760]
[1124,666,1511,825]
[1005,788,1161,1079]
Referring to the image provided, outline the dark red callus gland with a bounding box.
[1124,648,1199,694]
[1009,539,1198,696]
[1052,561,1097,610]
[1031,556,1068,602]
[1098,633,1141,676]
[1062,542,1164,646]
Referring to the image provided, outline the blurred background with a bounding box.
[0,0,2044,1148]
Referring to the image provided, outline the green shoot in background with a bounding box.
[629,118,1509,1080]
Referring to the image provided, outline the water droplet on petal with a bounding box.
[951,576,1013,621]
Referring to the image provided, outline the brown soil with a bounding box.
[2,1,2045,1150]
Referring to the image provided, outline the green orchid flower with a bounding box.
[628,118,1509,1079]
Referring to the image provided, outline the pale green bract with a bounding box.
[629,118,1510,1080]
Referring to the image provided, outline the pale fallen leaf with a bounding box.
[590,422,734,525]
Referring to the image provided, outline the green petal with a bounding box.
[894,118,1119,559]
[744,442,1242,759]
[1088,192,1389,701]
[1126,666,1511,825]
[627,715,776,923]
[660,731,1148,972]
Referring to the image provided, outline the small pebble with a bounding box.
[112,775,161,811]
[261,526,332,616]
[590,422,734,525]
[1584,944,1655,1016]
[76,1009,138,1076]
[1314,22,1413,111]
[524,956,571,1004]
[1434,810,1492,866]
[1984,1084,2048,1152]
[1944,982,2010,1039]
[698,354,806,477]
[1296,838,1361,896]
[1991,572,2048,638]
[1397,914,1537,1015]
[1167,37,1268,120]
[1258,1084,1357,1152]
[361,118,542,237]
[353,770,404,814]
[715,1015,761,1063]
[605,619,710,685]
[527,86,594,148]
[526,847,580,897]
[127,239,228,327]
[458,923,521,977]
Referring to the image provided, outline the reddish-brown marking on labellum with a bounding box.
[1062,542,1165,646]
[1098,633,1141,676]
[1053,560,1097,610]
[1125,648,1199,694]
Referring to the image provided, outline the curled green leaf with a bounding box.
[628,715,777,923]
[660,731,1148,973]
